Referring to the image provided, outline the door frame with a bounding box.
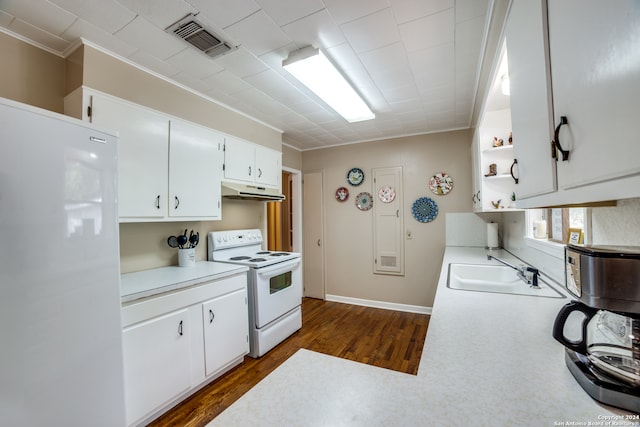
[282,166,302,253]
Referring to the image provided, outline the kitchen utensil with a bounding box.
[167,236,179,248]
[177,233,188,249]
[189,231,199,248]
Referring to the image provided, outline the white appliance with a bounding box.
[0,98,126,426]
[208,229,302,357]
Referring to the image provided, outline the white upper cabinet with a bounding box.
[89,93,169,218]
[224,136,281,189]
[505,0,556,200]
[65,89,224,221]
[169,119,223,219]
[548,0,640,190]
[506,0,640,207]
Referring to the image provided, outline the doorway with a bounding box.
[266,167,302,254]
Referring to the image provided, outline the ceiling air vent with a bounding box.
[166,14,236,59]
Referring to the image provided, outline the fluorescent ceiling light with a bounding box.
[283,47,375,123]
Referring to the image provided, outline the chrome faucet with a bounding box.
[487,254,540,288]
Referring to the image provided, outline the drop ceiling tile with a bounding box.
[380,84,421,104]
[408,43,454,91]
[50,0,136,34]
[340,8,400,53]
[127,50,181,77]
[166,47,224,79]
[116,0,198,29]
[455,0,490,23]
[322,0,388,25]
[224,10,292,56]
[398,8,453,53]
[358,42,413,88]
[114,16,186,60]
[63,18,138,57]
[389,0,453,25]
[214,47,268,78]
[455,14,485,59]
[0,0,76,36]
[244,70,305,105]
[7,18,71,52]
[203,70,252,94]
[187,0,260,29]
[254,0,324,26]
[171,70,211,92]
[281,9,346,49]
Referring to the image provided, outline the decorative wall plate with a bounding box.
[335,187,349,202]
[378,186,396,203]
[429,173,454,195]
[412,197,438,223]
[355,192,373,211]
[347,167,364,186]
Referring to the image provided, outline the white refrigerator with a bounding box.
[0,97,126,426]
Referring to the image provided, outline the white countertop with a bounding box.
[418,246,630,423]
[120,261,249,303]
[211,246,634,426]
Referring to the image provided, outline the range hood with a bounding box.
[221,182,285,201]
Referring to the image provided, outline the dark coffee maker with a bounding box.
[553,244,640,413]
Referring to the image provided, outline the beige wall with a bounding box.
[282,144,302,170]
[0,32,65,112]
[302,130,473,308]
[81,46,282,151]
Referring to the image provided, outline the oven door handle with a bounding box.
[256,258,300,277]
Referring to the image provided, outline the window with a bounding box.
[527,208,586,244]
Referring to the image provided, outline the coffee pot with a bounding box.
[553,301,640,387]
[553,244,640,412]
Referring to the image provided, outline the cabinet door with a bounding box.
[506,0,557,199]
[255,146,281,188]
[169,119,223,219]
[224,137,255,183]
[122,309,191,425]
[202,288,249,377]
[548,0,640,189]
[471,130,482,211]
[90,94,169,218]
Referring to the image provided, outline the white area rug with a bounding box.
[206,349,423,427]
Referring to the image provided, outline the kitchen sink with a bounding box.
[447,263,564,298]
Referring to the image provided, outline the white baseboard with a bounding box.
[324,294,432,315]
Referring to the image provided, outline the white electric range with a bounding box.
[208,229,302,358]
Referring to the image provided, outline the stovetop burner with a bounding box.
[256,251,271,255]
[271,252,289,256]
[230,256,251,261]
[249,258,267,262]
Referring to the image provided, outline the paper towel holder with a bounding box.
[486,222,501,250]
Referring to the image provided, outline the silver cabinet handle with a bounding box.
[178,320,183,336]
[209,309,215,324]
[248,166,252,176]
[258,168,262,178]
[156,195,161,209]
[174,196,180,210]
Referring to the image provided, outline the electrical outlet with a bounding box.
[406,230,412,239]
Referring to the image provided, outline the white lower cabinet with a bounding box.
[121,273,248,426]
[122,309,191,425]
[202,288,249,377]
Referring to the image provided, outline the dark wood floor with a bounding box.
[148,298,430,427]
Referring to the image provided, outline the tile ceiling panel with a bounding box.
[223,10,292,56]
[254,0,325,26]
[1,0,494,150]
[50,0,136,34]
[340,8,400,53]
[389,0,453,25]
